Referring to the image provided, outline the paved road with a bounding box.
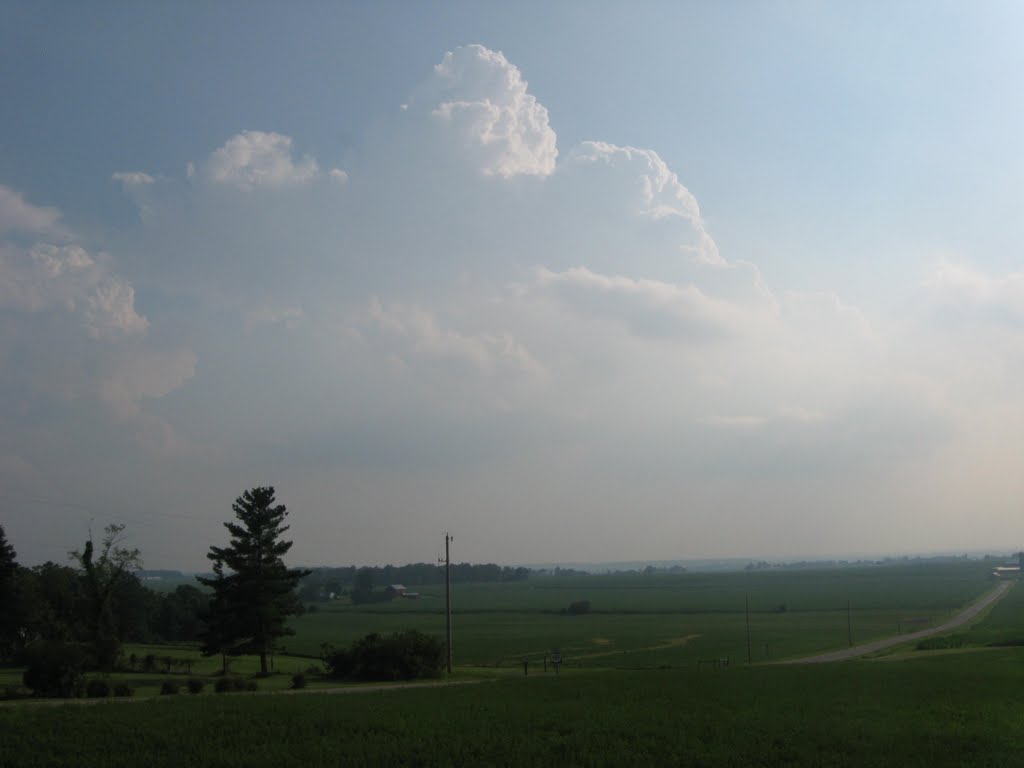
[778,580,1013,665]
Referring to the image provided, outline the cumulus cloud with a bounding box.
[97,347,198,414]
[425,44,557,178]
[350,298,543,380]
[112,171,156,187]
[0,179,197,487]
[206,130,320,189]
[0,184,63,236]
[18,43,1020,566]
[926,262,1024,325]
[565,142,720,264]
[0,243,148,337]
[536,266,747,340]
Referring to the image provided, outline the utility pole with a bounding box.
[847,599,853,647]
[440,533,453,674]
[745,595,752,664]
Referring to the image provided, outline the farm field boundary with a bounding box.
[780,580,1013,664]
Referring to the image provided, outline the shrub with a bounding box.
[3,685,29,700]
[85,679,111,698]
[291,673,307,689]
[187,678,205,694]
[324,630,444,682]
[160,680,180,695]
[214,676,256,693]
[112,682,134,697]
[22,642,87,698]
[214,677,234,693]
[916,634,966,651]
[566,600,592,615]
[142,653,157,672]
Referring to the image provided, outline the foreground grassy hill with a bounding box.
[2,560,1019,766]
[3,649,1023,767]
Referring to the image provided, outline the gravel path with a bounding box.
[777,580,1013,665]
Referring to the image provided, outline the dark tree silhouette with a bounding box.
[198,487,310,674]
[70,524,142,671]
[0,524,22,660]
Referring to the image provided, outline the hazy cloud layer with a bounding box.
[4,45,1023,567]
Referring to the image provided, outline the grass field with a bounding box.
[3,649,1023,767]
[284,560,996,667]
[1,559,1017,766]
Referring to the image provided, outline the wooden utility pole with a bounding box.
[443,533,453,674]
[745,595,752,664]
[847,599,853,647]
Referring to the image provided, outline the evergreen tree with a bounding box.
[0,524,22,660]
[198,487,310,674]
[197,557,242,674]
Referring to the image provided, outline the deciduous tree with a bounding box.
[70,524,142,670]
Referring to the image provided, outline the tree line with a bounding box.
[0,524,210,666]
[299,562,530,603]
[0,486,535,688]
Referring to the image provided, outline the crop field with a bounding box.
[284,560,996,667]
[1,559,1017,767]
[3,647,1024,767]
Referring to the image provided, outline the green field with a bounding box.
[3,648,1023,766]
[2,560,1019,767]
[284,560,995,667]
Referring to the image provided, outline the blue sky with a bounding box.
[3,2,1024,569]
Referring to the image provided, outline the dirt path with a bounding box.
[778,580,1012,665]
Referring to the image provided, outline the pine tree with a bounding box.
[197,487,310,674]
[0,524,21,660]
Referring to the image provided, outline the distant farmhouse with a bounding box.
[386,584,420,599]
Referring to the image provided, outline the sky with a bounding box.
[2,1,1024,570]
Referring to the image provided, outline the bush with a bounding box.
[85,679,111,698]
[187,678,205,694]
[291,673,307,689]
[3,685,29,700]
[112,682,134,697]
[916,634,966,651]
[214,677,235,693]
[324,630,444,682]
[214,676,257,693]
[22,642,87,698]
[160,680,180,695]
[566,600,592,615]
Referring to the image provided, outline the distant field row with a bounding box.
[282,560,998,666]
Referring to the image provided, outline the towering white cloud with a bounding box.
[426,44,557,178]
[13,43,1024,568]
[565,142,720,264]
